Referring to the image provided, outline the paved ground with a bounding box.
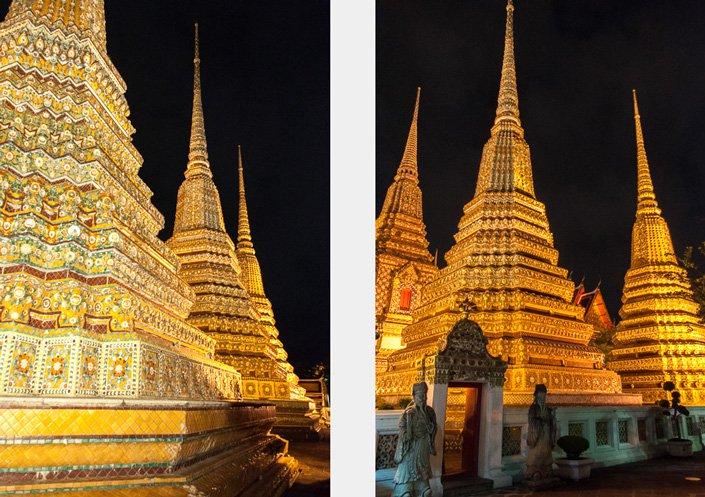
[480,452,705,497]
[378,452,705,496]
[283,433,330,497]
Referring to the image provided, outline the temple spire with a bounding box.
[493,0,521,130]
[632,89,658,211]
[395,87,421,180]
[377,87,427,224]
[237,145,254,252]
[185,23,212,179]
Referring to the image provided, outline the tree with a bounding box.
[680,244,705,321]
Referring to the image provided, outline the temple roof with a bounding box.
[573,282,614,331]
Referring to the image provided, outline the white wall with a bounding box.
[376,406,705,488]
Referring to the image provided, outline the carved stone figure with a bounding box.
[525,384,557,481]
[393,382,437,497]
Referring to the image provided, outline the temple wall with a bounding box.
[0,397,299,495]
[375,405,705,492]
[500,405,705,480]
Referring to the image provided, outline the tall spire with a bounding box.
[185,23,212,179]
[632,89,658,212]
[378,88,425,221]
[610,91,705,406]
[493,0,521,130]
[395,87,421,180]
[237,145,254,252]
[626,90,675,266]
[234,146,268,299]
[171,24,225,234]
[375,88,437,359]
[472,0,532,196]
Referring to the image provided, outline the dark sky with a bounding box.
[0,1,330,375]
[377,0,705,321]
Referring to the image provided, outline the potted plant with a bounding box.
[660,382,693,457]
[554,435,593,481]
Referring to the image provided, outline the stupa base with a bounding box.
[272,398,323,441]
[0,397,299,496]
[503,391,643,407]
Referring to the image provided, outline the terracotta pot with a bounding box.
[555,458,593,481]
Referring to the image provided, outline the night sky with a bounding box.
[0,1,330,375]
[377,0,705,321]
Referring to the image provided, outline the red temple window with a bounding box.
[399,287,412,310]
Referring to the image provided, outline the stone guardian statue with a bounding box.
[525,383,557,481]
[392,382,437,497]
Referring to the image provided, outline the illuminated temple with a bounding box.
[375,87,438,371]
[609,91,705,405]
[166,28,318,437]
[376,0,639,407]
[0,0,298,494]
[235,147,317,422]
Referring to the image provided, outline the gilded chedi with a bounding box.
[376,0,639,407]
[167,28,318,436]
[375,88,438,369]
[0,0,240,402]
[236,146,321,433]
[0,1,297,494]
[609,91,705,405]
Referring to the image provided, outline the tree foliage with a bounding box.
[679,244,705,321]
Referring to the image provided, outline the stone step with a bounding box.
[442,475,494,496]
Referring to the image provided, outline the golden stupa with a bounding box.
[609,91,705,405]
[375,87,438,370]
[0,1,297,493]
[167,28,319,437]
[376,0,639,407]
[235,146,321,430]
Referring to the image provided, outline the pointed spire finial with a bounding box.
[194,23,200,62]
[493,0,521,130]
[395,87,421,181]
[185,22,212,178]
[237,145,254,252]
[632,89,658,211]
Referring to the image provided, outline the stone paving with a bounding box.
[283,432,330,497]
[478,452,705,497]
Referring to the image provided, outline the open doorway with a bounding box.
[442,382,482,477]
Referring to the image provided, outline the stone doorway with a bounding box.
[443,382,483,477]
[423,315,513,492]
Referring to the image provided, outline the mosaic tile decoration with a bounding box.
[0,0,303,494]
[0,402,283,488]
[0,331,242,400]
